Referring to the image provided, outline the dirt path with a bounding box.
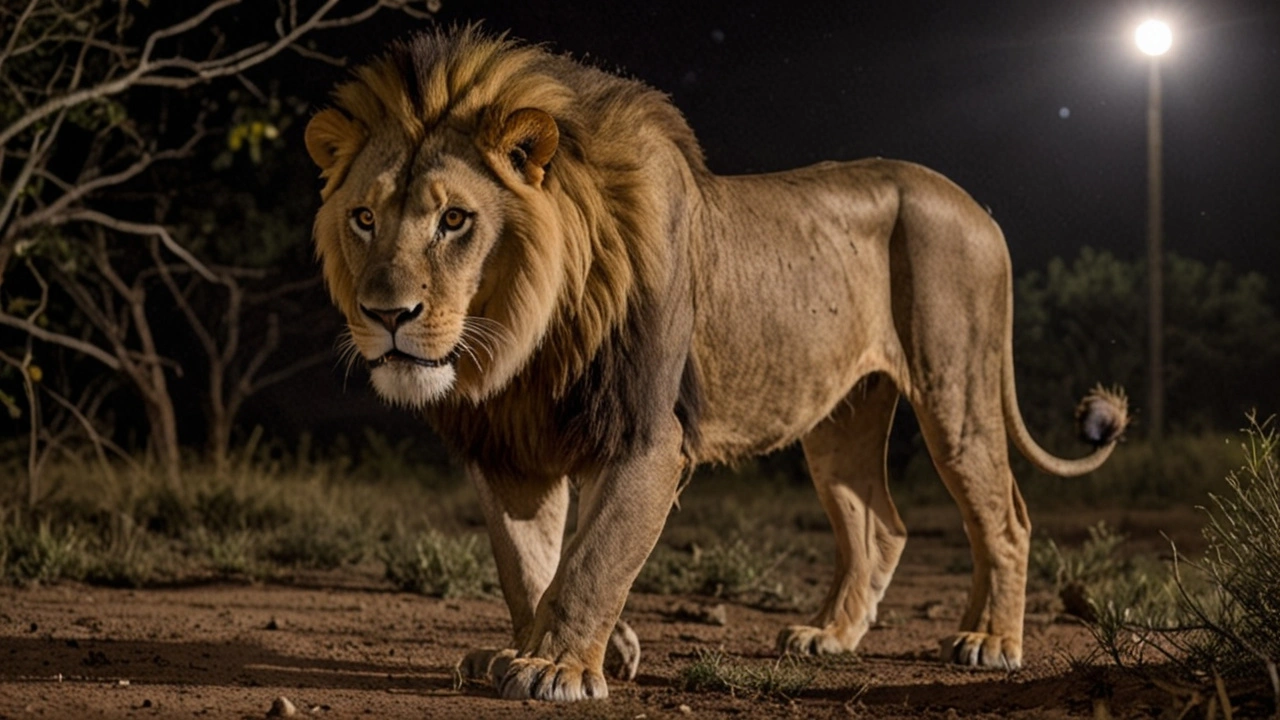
[1,508,1186,719]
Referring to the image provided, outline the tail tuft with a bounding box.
[1075,384,1130,447]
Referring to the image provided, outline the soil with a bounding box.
[0,506,1200,719]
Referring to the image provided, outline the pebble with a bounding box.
[678,705,692,715]
[267,696,297,717]
[675,603,728,626]
[703,604,728,626]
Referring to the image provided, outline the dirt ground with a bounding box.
[0,506,1197,719]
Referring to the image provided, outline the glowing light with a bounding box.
[1135,20,1172,56]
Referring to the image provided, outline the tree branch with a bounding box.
[0,0,42,72]
[61,210,218,282]
[0,312,121,371]
[40,383,144,482]
[0,128,45,243]
[138,0,242,64]
[150,237,219,359]
[248,348,331,395]
[15,128,206,235]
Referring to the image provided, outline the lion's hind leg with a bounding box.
[778,374,907,657]
[915,382,1030,671]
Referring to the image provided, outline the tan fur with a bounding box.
[305,27,1128,701]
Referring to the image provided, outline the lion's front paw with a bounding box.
[776,624,861,656]
[497,657,608,701]
[603,619,641,680]
[939,632,1022,670]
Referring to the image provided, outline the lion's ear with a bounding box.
[490,108,559,187]
[304,110,366,190]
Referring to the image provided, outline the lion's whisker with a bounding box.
[333,329,363,390]
[460,316,510,364]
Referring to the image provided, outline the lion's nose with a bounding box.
[360,303,423,334]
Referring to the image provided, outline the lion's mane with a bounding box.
[314,28,707,471]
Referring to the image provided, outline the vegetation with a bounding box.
[677,649,815,700]
[634,537,795,609]
[1030,521,1177,625]
[0,431,477,589]
[1035,417,1280,715]
[382,530,497,598]
[1015,248,1280,440]
[0,1,435,497]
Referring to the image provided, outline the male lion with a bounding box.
[304,28,1128,701]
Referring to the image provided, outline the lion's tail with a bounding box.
[1001,335,1130,478]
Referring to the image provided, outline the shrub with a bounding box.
[1084,415,1280,714]
[0,521,87,585]
[381,529,497,598]
[1179,415,1280,683]
[634,537,791,606]
[1030,522,1176,624]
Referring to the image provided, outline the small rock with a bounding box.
[265,618,282,631]
[142,699,153,708]
[1060,582,1097,622]
[674,603,728,626]
[267,696,297,717]
[115,679,130,687]
[678,705,692,715]
[703,604,728,626]
[919,600,947,620]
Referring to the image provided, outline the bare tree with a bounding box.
[0,0,432,489]
[151,253,328,477]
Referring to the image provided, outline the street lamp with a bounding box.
[1137,19,1170,442]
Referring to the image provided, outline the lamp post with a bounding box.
[1136,19,1171,442]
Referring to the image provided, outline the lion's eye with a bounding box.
[440,208,470,233]
[350,207,375,239]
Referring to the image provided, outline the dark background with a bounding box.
[4,0,1279,460]
[268,0,1280,436]
[405,0,1280,275]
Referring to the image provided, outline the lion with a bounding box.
[304,27,1128,701]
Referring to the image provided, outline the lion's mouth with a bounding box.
[368,347,461,370]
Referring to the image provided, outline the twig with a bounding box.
[0,128,44,239]
[62,210,218,282]
[0,0,41,71]
[0,311,121,370]
[14,128,205,235]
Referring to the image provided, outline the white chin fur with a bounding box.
[369,363,456,408]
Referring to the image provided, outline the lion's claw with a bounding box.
[498,657,608,701]
[457,647,512,685]
[939,632,1022,670]
[776,624,861,656]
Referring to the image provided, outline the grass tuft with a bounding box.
[381,529,497,598]
[0,521,87,585]
[635,537,792,607]
[677,649,814,699]
[1030,521,1176,624]
[0,434,481,587]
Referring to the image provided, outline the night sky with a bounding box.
[388,0,1280,276]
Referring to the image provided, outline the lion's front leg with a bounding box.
[456,467,567,687]
[494,416,685,701]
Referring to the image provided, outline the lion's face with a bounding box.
[305,105,562,408]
